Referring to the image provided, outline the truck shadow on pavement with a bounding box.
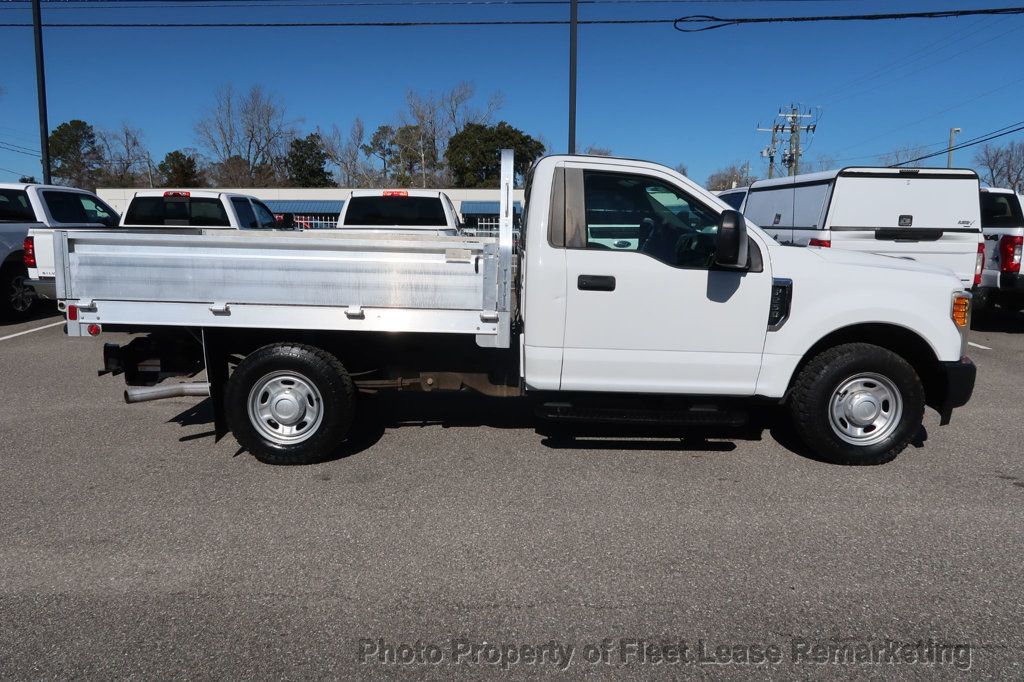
[169,392,926,465]
[972,307,1024,333]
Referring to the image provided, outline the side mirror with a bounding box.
[276,213,296,230]
[715,209,748,268]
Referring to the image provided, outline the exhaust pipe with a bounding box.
[124,382,210,404]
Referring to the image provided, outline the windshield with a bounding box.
[343,195,447,227]
[981,192,1024,229]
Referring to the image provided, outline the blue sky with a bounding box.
[0,0,1021,185]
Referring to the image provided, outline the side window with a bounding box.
[231,197,258,229]
[43,191,89,223]
[251,201,277,229]
[80,197,118,227]
[582,170,719,268]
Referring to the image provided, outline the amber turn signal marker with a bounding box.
[951,295,970,328]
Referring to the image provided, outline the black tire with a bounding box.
[224,343,355,465]
[0,263,35,321]
[788,343,924,465]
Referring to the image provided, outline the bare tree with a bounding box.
[706,162,757,191]
[194,84,296,186]
[99,124,153,187]
[877,144,931,168]
[582,145,612,156]
[322,119,375,187]
[673,163,689,177]
[975,142,1024,192]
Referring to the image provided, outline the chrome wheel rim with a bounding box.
[828,372,903,446]
[247,370,324,445]
[9,275,33,313]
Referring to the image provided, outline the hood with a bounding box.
[805,246,959,279]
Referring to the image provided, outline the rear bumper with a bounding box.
[25,277,56,300]
[937,357,976,426]
[999,272,1024,291]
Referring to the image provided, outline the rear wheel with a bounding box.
[0,264,35,321]
[225,343,355,465]
[788,343,924,465]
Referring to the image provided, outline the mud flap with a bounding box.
[202,329,230,441]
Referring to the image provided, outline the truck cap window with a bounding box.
[981,192,1024,229]
[0,189,34,221]
[582,170,719,268]
[125,196,230,227]
[344,196,446,227]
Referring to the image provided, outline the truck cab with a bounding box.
[10,183,119,308]
[122,190,282,230]
[338,189,461,236]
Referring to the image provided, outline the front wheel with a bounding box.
[225,343,355,465]
[788,343,924,465]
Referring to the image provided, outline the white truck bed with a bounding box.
[55,229,513,346]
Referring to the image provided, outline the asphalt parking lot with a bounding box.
[2,308,1022,678]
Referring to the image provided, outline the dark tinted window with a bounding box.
[343,195,447,227]
[0,189,35,221]
[981,192,1024,229]
[252,201,277,229]
[42,191,119,226]
[719,190,746,210]
[124,196,231,227]
[231,198,258,229]
[583,170,719,268]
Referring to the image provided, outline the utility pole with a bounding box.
[757,122,783,179]
[947,127,961,168]
[568,0,578,154]
[31,0,51,184]
[783,105,816,176]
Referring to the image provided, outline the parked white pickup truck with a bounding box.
[28,189,289,302]
[977,187,1024,310]
[0,183,119,316]
[743,168,984,287]
[121,189,285,230]
[53,152,976,467]
[339,189,461,235]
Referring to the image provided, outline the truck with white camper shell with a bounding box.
[742,168,984,288]
[52,152,976,466]
[976,187,1024,311]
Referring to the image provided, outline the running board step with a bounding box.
[536,402,747,427]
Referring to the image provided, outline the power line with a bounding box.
[674,6,1024,32]
[0,165,34,177]
[0,16,678,25]
[0,141,41,156]
[891,121,1024,167]
[0,138,40,154]
[1,0,908,4]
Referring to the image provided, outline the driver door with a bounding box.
[560,161,772,395]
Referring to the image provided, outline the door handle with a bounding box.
[577,275,616,291]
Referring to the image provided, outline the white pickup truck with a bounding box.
[0,183,119,317]
[743,168,984,287]
[27,189,288,302]
[53,152,976,467]
[977,187,1024,310]
[339,189,461,235]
